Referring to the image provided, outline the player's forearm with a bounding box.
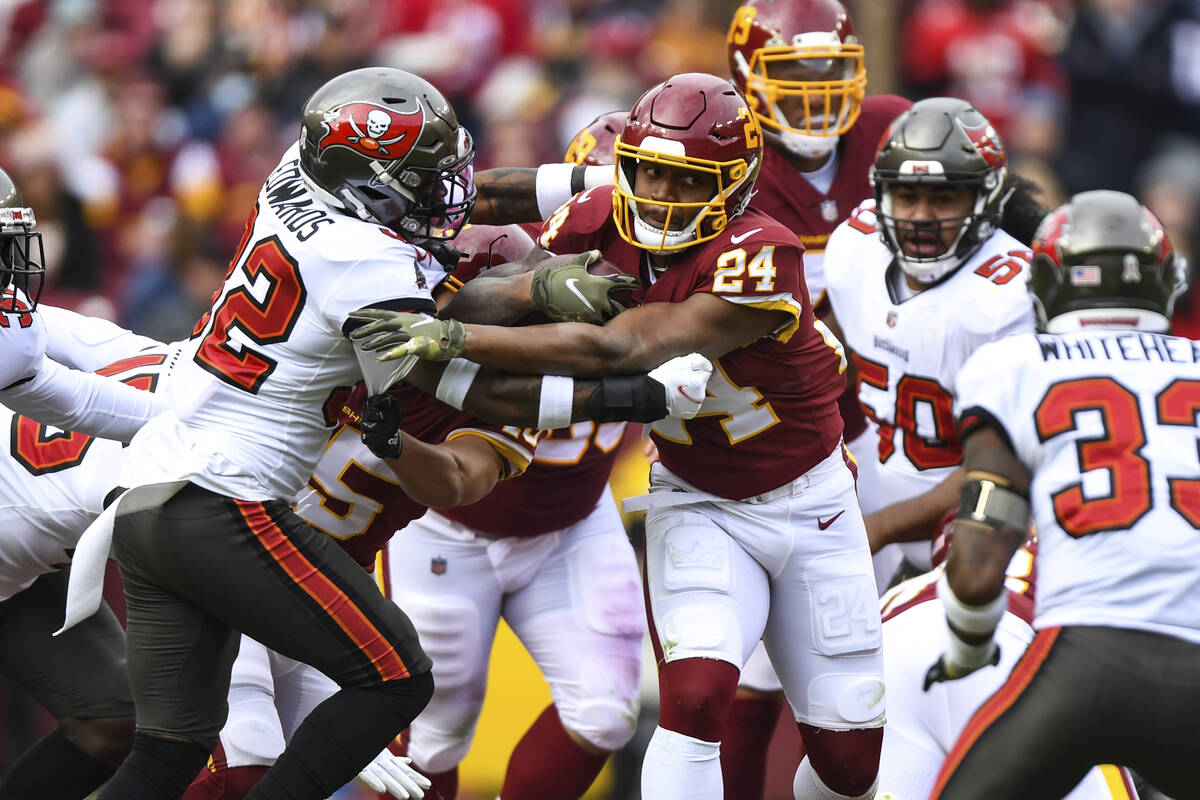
[440,271,536,325]
[471,168,542,225]
[945,519,1022,609]
[463,320,662,376]
[404,362,662,429]
[864,467,965,552]
[382,435,499,509]
[1,359,165,442]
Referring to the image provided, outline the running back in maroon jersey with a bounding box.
[539,187,846,499]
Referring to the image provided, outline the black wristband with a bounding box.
[569,165,588,195]
[586,375,668,423]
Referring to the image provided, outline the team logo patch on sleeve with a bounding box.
[319,103,424,160]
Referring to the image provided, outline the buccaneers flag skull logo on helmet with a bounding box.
[318,102,424,160]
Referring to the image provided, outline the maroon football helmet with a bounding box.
[613,72,763,252]
[564,111,626,167]
[447,223,537,283]
[726,0,866,158]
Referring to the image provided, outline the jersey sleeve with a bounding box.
[320,247,438,332]
[39,305,163,372]
[0,357,167,441]
[700,241,806,343]
[954,336,1030,452]
[822,203,877,315]
[444,426,537,479]
[536,186,611,255]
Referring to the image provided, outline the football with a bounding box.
[586,255,637,310]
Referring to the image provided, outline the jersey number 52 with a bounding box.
[194,234,307,393]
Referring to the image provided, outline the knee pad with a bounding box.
[561,695,640,752]
[219,695,286,768]
[659,602,743,665]
[803,672,886,729]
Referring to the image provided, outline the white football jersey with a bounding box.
[0,343,176,601]
[825,200,1035,509]
[956,330,1200,644]
[119,143,440,500]
[0,287,45,389]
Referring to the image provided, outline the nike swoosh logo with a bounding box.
[729,227,763,245]
[575,188,595,203]
[564,278,595,312]
[817,510,845,530]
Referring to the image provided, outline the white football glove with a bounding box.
[356,750,432,799]
[648,353,712,419]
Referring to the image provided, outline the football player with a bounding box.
[0,167,165,442]
[0,339,175,800]
[720,1,912,787]
[930,191,1198,799]
[173,214,707,800]
[352,72,885,800]
[55,67,708,800]
[878,512,1137,800]
[374,125,644,800]
[823,96,1039,572]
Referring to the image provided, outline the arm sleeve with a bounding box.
[39,305,162,371]
[0,357,167,442]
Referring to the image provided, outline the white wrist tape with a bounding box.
[535,163,578,221]
[537,375,575,430]
[582,164,613,189]
[434,358,480,410]
[938,571,1006,638]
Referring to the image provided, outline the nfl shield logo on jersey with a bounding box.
[431,556,447,576]
[886,309,898,328]
[821,199,838,223]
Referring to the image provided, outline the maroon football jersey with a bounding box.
[300,383,535,568]
[753,94,912,444]
[440,421,626,537]
[752,95,912,273]
[540,186,846,499]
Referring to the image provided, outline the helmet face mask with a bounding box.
[1029,190,1188,334]
[612,73,762,254]
[870,97,1008,284]
[0,170,44,312]
[727,0,866,157]
[299,68,476,247]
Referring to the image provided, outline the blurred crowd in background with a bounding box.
[0,0,1199,786]
[0,0,1197,341]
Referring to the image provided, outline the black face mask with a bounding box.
[0,230,46,312]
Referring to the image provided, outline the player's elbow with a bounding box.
[425,453,499,509]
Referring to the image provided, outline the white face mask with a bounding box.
[632,213,697,251]
[769,125,839,161]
